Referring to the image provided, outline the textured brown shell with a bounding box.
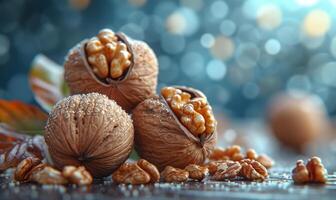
[132,86,217,171]
[44,93,134,178]
[64,33,158,113]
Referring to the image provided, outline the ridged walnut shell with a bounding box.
[268,92,327,152]
[45,93,134,178]
[132,86,217,171]
[64,32,158,113]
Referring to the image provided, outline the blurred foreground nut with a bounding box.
[185,164,208,181]
[161,166,189,183]
[212,161,241,181]
[268,92,327,152]
[112,160,159,185]
[292,156,328,184]
[240,159,268,181]
[64,28,158,112]
[45,93,134,178]
[62,166,93,185]
[133,86,217,170]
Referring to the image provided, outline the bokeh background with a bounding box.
[1,0,336,119]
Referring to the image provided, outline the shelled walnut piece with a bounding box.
[184,164,208,181]
[14,157,92,185]
[209,146,274,169]
[211,161,242,181]
[292,157,328,184]
[85,29,132,79]
[239,159,268,181]
[161,166,189,183]
[161,87,216,137]
[112,159,160,185]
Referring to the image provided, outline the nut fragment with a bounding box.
[161,87,216,137]
[212,161,242,181]
[62,166,93,185]
[14,157,41,182]
[137,159,160,183]
[86,29,131,79]
[292,157,328,184]
[240,159,268,181]
[185,164,208,181]
[161,166,189,183]
[209,146,274,169]
[112,162,150,185]
[30,165,68,185]
[292,160,310,184]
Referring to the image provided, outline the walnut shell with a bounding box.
[45,93,134,178]
[268,92,327,152]
[132,86,217,171]
[64,31,158,113]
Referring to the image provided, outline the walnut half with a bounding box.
[292,156,328,184]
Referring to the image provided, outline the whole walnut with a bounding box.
[64,28,158,113]
[133,86,217,170]
[45,93,134,178]
[268,92,327,152]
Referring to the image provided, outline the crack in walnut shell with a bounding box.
[133,86,217,171]
[112,159,160,185]
[292,157,328,184]
[161,166,189,183]
[64,28,158,112]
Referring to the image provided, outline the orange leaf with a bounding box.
[0,100,48,135]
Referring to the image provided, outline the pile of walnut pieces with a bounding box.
[292,156,328,184]
[14,157,93,186]
[111,146,273,185]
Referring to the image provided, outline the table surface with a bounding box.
[1,121,336,200]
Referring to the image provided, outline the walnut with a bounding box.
[292,160,310,184]
[64,28,158,112]
[185,164,208,181]
[14,157,42,182]
[292,157,328,184]
[112,162,150,185]
[30,165,68,185]
[62,166,93,185]
[205,161,227,175]
[133,86,217,170]
[112,159,159,185]
[268,92,327,152]
[212,161,241,181]
[137,159,160,183]
[240,159,268,181]
[45,93,134,178]
[256,154,274,169]
[161,166,189,183]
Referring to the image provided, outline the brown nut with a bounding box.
[137,159,160,183]
[185,164,208,181]
[212,161,242,181]
[292,160,309,184]
[14,157,42,182]
[161,166,189,183]
[45,93,134,178]
[268,92,327,152]
[62,166,93,185]
[208,147,229,161]
[133,86,217,170]
[112,162,150,185]
[30,165,68,185]
[246,149,258,160]
[256,154,274,169]
[64,28,158,113]
[306,156,328,183]
[240,159,268,181]
[209,145,241,161]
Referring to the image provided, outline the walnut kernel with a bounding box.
[137,159,160,183]
[62,166,93,185]
[185,164,208,181]
[112,162,150,185]
[161,166,189,183]
[240,159,268,181]
[212,161,242,181]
